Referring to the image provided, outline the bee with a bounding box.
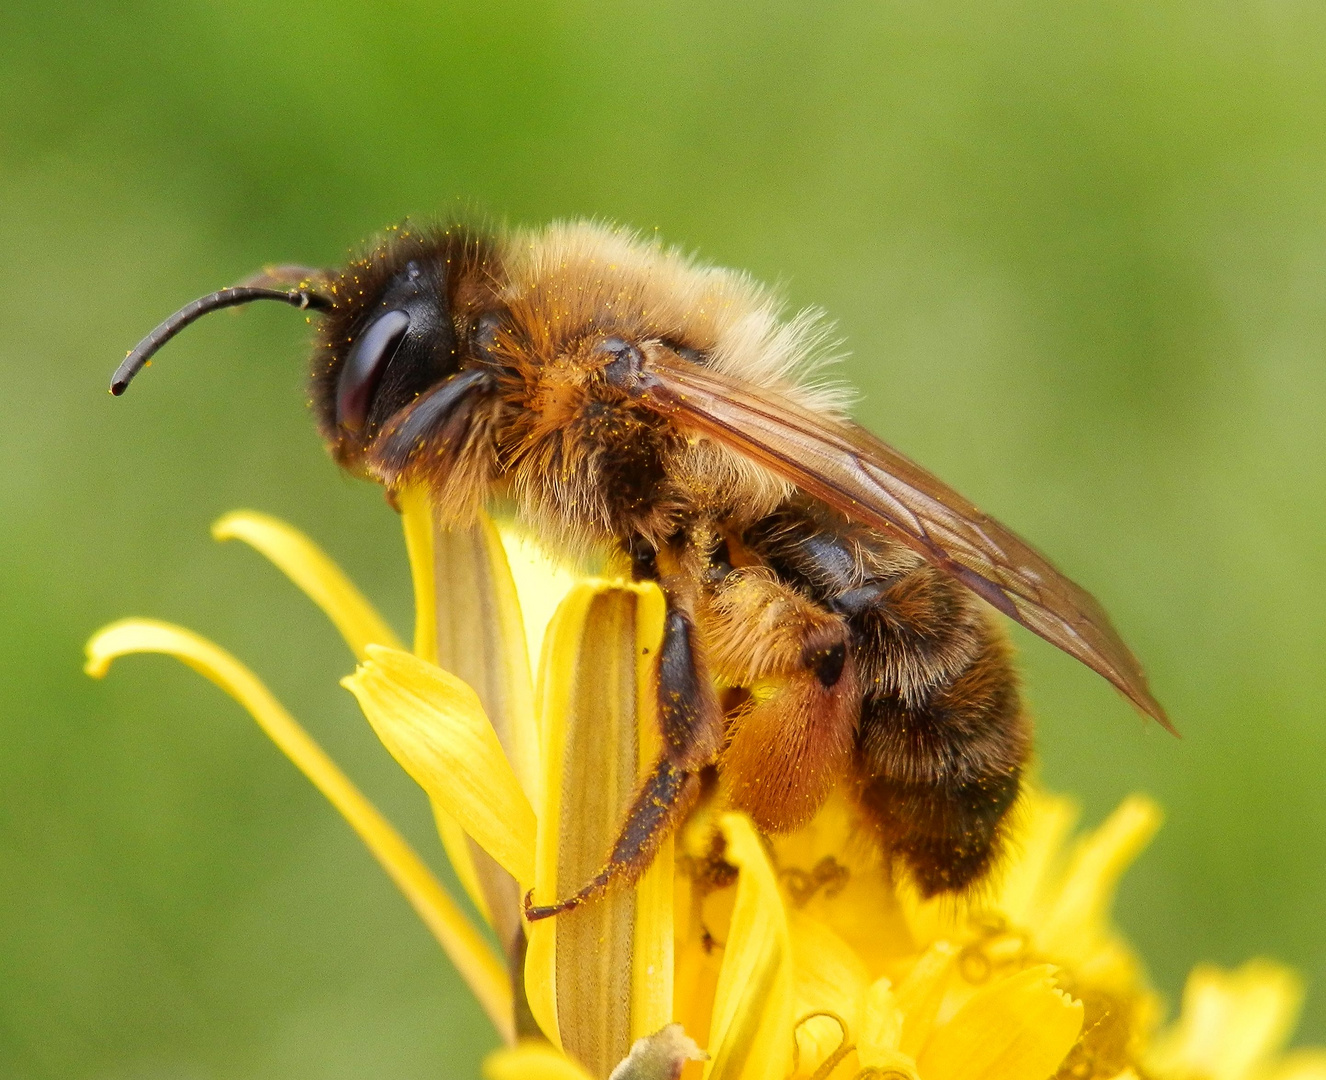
[113,221,1172,916]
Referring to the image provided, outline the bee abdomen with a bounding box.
[744,499,1031,894]
[855,628,1028,894]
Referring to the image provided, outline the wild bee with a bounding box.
[113,221,1171,915]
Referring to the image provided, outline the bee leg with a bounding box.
[855,632,1029,895]
[740,501,1030,894]
[705,571,860,832]
[523,596,722,920]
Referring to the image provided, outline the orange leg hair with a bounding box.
[742,500,1032,895]
[703,569,860,832]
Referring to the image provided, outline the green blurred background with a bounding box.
[3,1,1325,1075]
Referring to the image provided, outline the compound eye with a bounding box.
[337,309,411,431]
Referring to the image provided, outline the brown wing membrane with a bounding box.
[629,349,1174,733]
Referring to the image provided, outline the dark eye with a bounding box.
[337,309,411,431]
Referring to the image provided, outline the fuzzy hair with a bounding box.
[504,220,853,415]
[485,220,857,554]
[302,216,1032,899]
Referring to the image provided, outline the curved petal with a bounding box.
[84,618,513,1043]
[398,489,538,797]
[895,941,958,1058]
[400,487,540,947]
[430,799,494,927]
[484,1042,596,1080]
[497,523,580,680]
[916,965,1083,1080]
[1036,795,1163,960]
[787,912,869,1073]
[214,506,501,932]
[1146,961,1304,1080]
[704,813,794,1080]
[342,644,537,886]
[212,510,402,659]
[857,977,920,1078]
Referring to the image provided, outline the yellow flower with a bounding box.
[86,493,1326,1080]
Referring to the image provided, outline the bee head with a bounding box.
[313,227,499,468]
[111,225,498,478]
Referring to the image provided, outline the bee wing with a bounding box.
[632,350,1173,732]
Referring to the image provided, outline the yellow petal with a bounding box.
[1145,960,1304,1080]
[85,618,512,1043]
[214,505,510,935]
[1036,795,1162,961]
[859,977,903,1060]
[996,790,1079,927]
[498,523,580,680]
[895,941,958,1058]
[399,484,443,665]
[428,799,495,927]
[216,506,514,937]
[484,1041,596,1080]
[342,644,537,886]
[629,586,675,1045]
[400,487,541,945]
[858,977,922,1080]
[916,964,1083,1080]
[212,510,402,659]
[212,505,507,936]
[672,824,731,1055]
[788,912,869,1074]
[524,580,673,1074]
[400,489,539,802]
[704,813,794,1080]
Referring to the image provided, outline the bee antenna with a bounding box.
[111,285,334,396]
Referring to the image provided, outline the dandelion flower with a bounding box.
[87,491,1326,1079]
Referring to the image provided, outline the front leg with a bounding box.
[524,585,722,920]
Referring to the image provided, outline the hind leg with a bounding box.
[704,570,861,832]
[740,499,1030,894]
